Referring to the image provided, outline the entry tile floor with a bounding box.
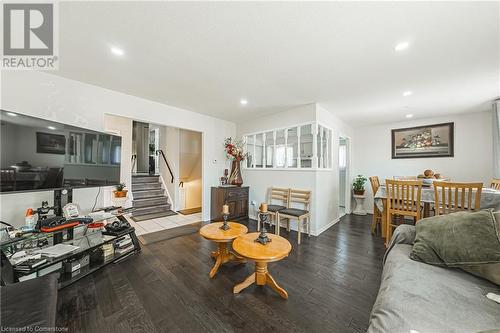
[125,212,203,236]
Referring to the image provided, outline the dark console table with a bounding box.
[211,186,249,221]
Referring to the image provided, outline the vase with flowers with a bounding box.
[224,137,247,186]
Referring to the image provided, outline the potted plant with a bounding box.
[353,175,367,195]
[224,137,248,186]
[113,182,128,198]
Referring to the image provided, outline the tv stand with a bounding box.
[1,225,140,289]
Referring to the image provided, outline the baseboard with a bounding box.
[315,217,340,236]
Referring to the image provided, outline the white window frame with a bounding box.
[242,121,333,171]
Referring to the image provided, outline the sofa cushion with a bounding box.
[410,209,500,285]
[410,209,500,266]
[279,208,309,217]
[368,244,500,332]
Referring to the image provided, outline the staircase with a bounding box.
[131,175,176,222]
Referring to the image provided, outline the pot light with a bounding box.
[405,114,414,119]
[6,112,17,117]
[111,47,124,56]
[395,42,409,52]
[47,126,56,130]
[240,99,248,105]
[403,91,413,97]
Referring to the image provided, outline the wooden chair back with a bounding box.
[369,176,380,195]
[385,179,423,220]
[433,181,483,215]
[393,176,418,180]
[289,189,311,211]
[491,179,500,190]
[268,187,289,207]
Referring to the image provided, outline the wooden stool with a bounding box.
[199,222,248,278]
[232,233,292,299]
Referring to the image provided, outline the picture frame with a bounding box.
[36,132,66,155]
[391,122,454,159]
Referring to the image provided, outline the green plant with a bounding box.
[353,175,367,192]
[115,182,126,191]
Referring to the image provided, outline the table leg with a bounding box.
[233,261,288,299]
[423,202,430,218]
[381,198,387,240]
[209,242,246,278]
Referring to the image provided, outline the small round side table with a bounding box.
[199,222,248,278]
[353,194,367,215]
[232,233,292,299]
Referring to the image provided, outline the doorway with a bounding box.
[339,136,349,216]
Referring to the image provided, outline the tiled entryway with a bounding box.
[125,212,202,236]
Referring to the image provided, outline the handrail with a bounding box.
[156,150,174,183]
[131,154,137,173]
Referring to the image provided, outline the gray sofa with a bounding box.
[368,224,500,333]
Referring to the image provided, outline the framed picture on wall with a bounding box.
[391,122,454,159]
[36,132,66,154]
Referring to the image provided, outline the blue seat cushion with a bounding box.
[280,208,309,217]
[268,204,286,212]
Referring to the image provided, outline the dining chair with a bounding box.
[263,187,289,235]
[385,179,423,243]
[278,189,311,244]
[433,182,483,215]
[369,176,382,234]
[491,179,500,190]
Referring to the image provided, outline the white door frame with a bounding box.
[339,134,352,214]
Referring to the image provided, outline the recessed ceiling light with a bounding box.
[240,99,248,105]
[6,112,17,117]
[47,126,56,130]
[405,114,414,119]
[403,91,413,97]
[395,42,409,51]
[111,47,124,56]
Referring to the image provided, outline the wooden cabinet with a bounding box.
[211,186,249,221]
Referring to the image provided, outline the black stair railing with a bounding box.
[131,154,137,173]
[156,150,174,183]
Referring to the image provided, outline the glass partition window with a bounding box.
[275,129,286,168]
[300,124,313,168]
[287,127,298,168]
[246,136,255,168]
[243,122,332,170]
[255,134,264,168]
[265,131,274,168]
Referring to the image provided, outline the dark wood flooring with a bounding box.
[56,214,386,333]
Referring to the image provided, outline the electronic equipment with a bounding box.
[104,216,130,234]
[64,254,89,273]
[0,109,122,194]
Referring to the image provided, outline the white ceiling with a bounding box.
[54,1,499,127]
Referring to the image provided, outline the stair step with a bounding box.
[133,204,171,216]
[132,182,161,191]
[132,176,160,184]
[133,196,168,208]
[132,189,164,199]
[130,210,177,222]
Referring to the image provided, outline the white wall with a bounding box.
[353,111,494,211]
[236,103,354,236]
[1,71,236,226]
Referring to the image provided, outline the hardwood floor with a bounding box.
[57,214,386,333]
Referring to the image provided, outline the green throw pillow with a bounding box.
[410,209,500,285]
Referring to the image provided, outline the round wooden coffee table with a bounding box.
[199,222,248,278]
[232,233,292,299]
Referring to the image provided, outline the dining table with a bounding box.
[373,185,500,240]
